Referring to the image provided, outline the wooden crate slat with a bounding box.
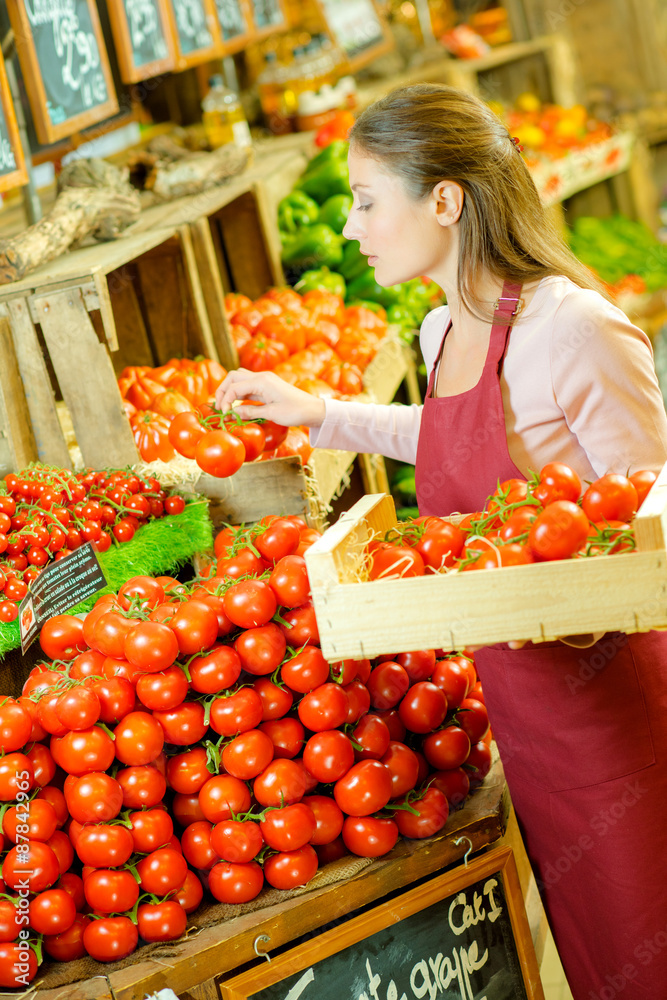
[3,298,71,469]
[177,224,219,363]
[34,288,139,469]
[189,217,239,371]
[215,189,276,300]
[0,308,38,474]
[634,462,667,551]
[194,456,309,526]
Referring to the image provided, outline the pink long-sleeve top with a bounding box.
[311,275,667,480]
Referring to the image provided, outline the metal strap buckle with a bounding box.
[494,296,524,316]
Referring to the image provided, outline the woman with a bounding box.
[217,85,667,999]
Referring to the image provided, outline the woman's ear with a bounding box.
[431,180,464,227]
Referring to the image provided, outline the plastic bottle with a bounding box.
[281,47,305,129]
[201,75,252,150]
[296,86,340,132]
[257,52,291,135]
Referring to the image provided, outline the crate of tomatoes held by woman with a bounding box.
[304,462,667,659]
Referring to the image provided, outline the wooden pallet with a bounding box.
[304,464,667,659]
[30,756,508,1000]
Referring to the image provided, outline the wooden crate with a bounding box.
[0,224,228,474]
[30,756,508,1000]
[304,466,667,659]
[192,334,414,530]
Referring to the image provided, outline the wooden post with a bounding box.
[34,288,139,469]
[4,298,71,468]
[0,306,38,474]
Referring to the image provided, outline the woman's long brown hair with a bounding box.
[349,83,606,318]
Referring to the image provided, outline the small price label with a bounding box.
[19,543,108,654]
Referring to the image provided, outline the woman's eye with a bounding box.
[358,204,371,212]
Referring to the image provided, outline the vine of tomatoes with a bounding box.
[367,464,656,579]
[0,465,187,625]
[0,516,491,986]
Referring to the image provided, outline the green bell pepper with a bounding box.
[317,194,353,235]
[386,303,418,329]
[345,299,386,314]
[296,158,351,204]
[339,240,369,282]
[306,140,349,172]
[346,269,404,308]
[281,224,344,270]
[294,267,346,297]
[278,191,320,234]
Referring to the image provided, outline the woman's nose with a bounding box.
[342,215,361,242]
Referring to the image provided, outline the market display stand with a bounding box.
[31,757,509,1000]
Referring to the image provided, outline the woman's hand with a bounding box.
[214,369,327,428]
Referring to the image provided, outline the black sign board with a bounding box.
[214,0,254,53]
[7,0,119,145]
[0,51,27,193]
[316,0,394,71]
[165,0,223,68]
[249,0,285,36]
[19,543,108,653]
[219,847,544,1000]
[107,0,176,83]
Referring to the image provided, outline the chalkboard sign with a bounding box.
[249,0,286,39]
[7,0,119,145]
[316,0,394,72]
[219,848,545,1000]
[213,0,254,54]
[106,0,176,83]
[164,0,223,69]
[0,51,28,194]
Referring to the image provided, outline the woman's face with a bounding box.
[342,147,449,288]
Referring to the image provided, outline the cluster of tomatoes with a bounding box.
[369,464,657,579]
[225,287,387,394]
[0,514,491,985]
[0,466,186,625]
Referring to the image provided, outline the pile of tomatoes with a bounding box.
[369,464,657,578]
[0,465,187,625]
[225,287,387,395]
[0,514,491,985]
[119,286,388,469]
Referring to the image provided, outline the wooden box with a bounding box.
[304,467,667,659]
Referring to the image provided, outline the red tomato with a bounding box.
[430,658,471,709]
[64,771,123,823]
[169,600,219,655]
[137,901,187,943]
[253,758,308,807]
[82,915,138,962]
[333,759,393,816]
[129,807,173,853]
[0,900,22,943]
[55,687,101,731]
[298,683,349,732]
[344,679,371,723]
[342,816,398,858]
[457,698,490,744]
[528,500,590,561]
[210,819,263,863]
[195,428,245,478]
[0,941,38,987]
[281,645,330,693]
[174,869,204,914]
[136,665,189,711]
[234,623,286,675]
[534,462,582,505]
[199,774,252,823]
[466,740,493,787]
[427,767,471,807]
[189,645,242,693]
[76,824,134,868]
[153,701,208,746]
[166,747,212,795]
[124,621,179,672]
[114,711,164,765]
[422,725,471,770]
[227,420,266,461]
[394,787,449,838]
[415,521,465,571]
[3,841,59,893]
[50,726,115,776]
[255,518,300,564]
[259,717,305,759]
[263,845,318,890]
[253,677,294,720]
[136,848,187,895]
[352,714,390,761]
[209,861,264,903]
[582,474,638,524]
[222,729,275,780]
[260,802,316,852]
[303,729,354,782]
[39,615,86,661]
[303,795,344,845]
[269,554,310,608]
[168,411,205,459]
[367,661,410,710]
[209,687,263,736]
[396,649,436,682]
[278,601,319,645]
[630,469,658,508]
[223,579,277,629]
[0,699,31,752]
[180,820,219,871]
[380,741,420,797]
[398,681,447,734]
[116,764,166,809]
[2,798,57,843]
[368,543,425,579]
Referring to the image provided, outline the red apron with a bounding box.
[415,283,667,999]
